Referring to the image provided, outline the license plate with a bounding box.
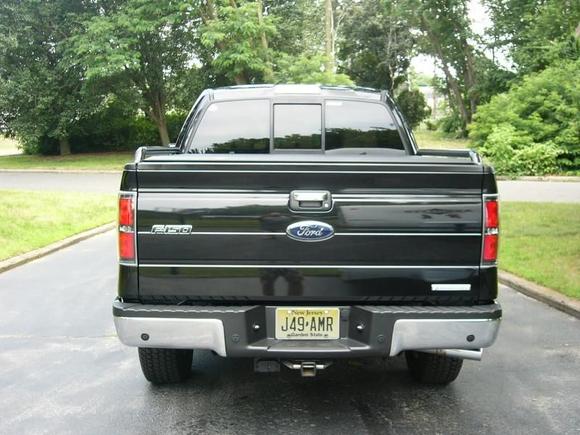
[275,307,340,340]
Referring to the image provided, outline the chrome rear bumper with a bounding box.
[113,301,501,359]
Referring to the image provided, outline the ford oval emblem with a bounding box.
[286,221,334,242]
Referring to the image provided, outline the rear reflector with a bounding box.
[119,232,135,261]
[482,196,499,264]
[118,193,136,263]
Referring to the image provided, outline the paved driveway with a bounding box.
[1,171,579,202]
[0,231,578,434]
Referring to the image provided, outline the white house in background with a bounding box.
[418,85,443,119]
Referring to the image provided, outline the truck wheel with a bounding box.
[405,351,463,385]
[138,348,193,384]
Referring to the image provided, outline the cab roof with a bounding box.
[208,84,385,102]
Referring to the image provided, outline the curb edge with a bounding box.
[499,271,580,320]
[0,222,116,274]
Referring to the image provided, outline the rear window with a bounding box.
[325,100,404,151]
[187,98,405,153]
[274,104,322,150]
[188,100,270,154]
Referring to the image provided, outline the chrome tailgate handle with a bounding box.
[289,190,332,211]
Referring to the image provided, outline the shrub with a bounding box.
[395,89,431,128]
[470,59,580,174]
[21,106,187,155]
[479,124,561,175]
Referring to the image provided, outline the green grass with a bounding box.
[0,152,132,171]
[501,202,580,299]
[414,129,472,149]
[0,190,116,261]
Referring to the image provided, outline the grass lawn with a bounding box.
[413,129,472,150]
[501,202,580,299]
[0,190,116,261]
[0,152,133,171]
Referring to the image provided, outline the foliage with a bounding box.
[200,0,277,84]
[470,59,580,174]
[477,124,561,175]
[273,53,353,85]
[338,0,414,92]
[71,0,197,145]
[484,0,580,74]
[21,104,186,156]
[0,0,100,155]
[396,89,431,128]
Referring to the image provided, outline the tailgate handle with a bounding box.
[289,190,332,211]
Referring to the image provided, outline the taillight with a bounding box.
[119,193,136,263]
[482,196,499,264]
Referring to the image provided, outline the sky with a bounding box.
[410,0,494,76]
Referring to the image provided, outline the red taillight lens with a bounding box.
[119,197,134,227]
[118,194,135,263]
[482,197,499,264]
[485,200,499,228]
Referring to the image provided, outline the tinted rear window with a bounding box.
[188,100,270,154]
[325,100,404,151]
[274,104,322,150]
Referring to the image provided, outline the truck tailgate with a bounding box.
[134,156,485,303]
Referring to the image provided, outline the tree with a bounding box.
[338,0,414,93]
[72,0,198,145]
[484,0,580,74]
[413,0,479,134]
[0,0,100,155]
[199,0,277,85]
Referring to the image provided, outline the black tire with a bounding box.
[405,351,463,385]
[138,348,193,384]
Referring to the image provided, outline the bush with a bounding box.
[479,124,561,175]
[395,89,431,128]
[21,105,187,155]
[470,59,580,175]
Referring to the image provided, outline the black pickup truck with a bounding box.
[113,84,501,385]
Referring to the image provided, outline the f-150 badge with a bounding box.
[151,224,192,234]
[286,221,334,242]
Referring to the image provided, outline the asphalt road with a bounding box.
[0,231,579,435]
[0,171,579,202]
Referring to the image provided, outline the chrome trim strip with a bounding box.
[389,318,501,356]
[137,161,478,167]
[137,231,481,237]
[114,317,227,356]
[137,169,479,175]
[137,190,480,199]
[137,264,479,269]
[431,284,472,291]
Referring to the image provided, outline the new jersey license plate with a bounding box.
[275,307,340,340]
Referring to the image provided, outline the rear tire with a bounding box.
[405,351,463,385]
[138,348,193,384]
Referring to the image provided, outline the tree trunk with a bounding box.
[256,0,273,82]
[149,95,170,146]
[233,73,247,85]
[59,136,71,155]
[462,40,478,120]
[324,0,335,73]
[422,17,469,133]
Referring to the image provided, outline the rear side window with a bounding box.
[188,100,270,154]
[325,100,404,151]
[274,104,322,150]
